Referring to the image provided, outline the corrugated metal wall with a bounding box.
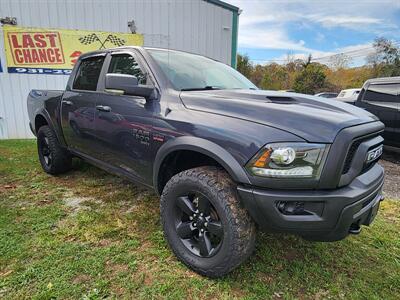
[0,0,234,139]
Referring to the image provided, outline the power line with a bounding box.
[311,40,400,61]
[246,40,400,64]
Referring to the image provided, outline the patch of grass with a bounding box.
[1,139,399,299]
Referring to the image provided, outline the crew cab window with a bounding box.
[363,83,399,103]
[73,56,105,91]
[108,54,147,84]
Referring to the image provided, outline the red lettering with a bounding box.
[10,32,64,65]
[54,48,63,63]
[22,49,32,63]
[31,49,40,63]
[33,34,46,47]
[45,33,57,47]
[14,49,24,63]
[37,48,48,62]
[22,34,35,48]
[10,35,22,48]
[47,48,55,63]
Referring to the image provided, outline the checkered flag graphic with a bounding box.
[105,35,126,47]
[79,33,100,45]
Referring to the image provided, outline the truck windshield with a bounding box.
[147,49,257,91]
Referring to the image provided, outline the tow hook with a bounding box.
[349,223,361,235]
[380,195,385,202]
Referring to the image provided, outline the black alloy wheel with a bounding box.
[161,166,257,278]
[37,125,72,175]
[39,136,52,167]
[174,192,224,257]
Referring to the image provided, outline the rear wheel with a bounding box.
[37,125,72,175]
[160,166,256,278]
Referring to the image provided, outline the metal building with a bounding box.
[0,0,240,139]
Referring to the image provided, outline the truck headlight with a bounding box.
[246,143,330,179]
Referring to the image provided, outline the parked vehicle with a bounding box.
[336,88,361,103]
[355,77,400,148]
[315,92,338,98]
[27,47,385,278]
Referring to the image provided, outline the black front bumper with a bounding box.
[238,163,384,241]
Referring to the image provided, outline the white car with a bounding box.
[336,88,361,103]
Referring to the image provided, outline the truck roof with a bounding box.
[79,46,144,59]
[364,76,400,85]
[78,46,219,63]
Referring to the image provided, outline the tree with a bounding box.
[367,37,400,77]
[329,53,352,70]
[250,64,266,87]
[293,63,326,94]
[259,63,288,90]
[236,54,253,79]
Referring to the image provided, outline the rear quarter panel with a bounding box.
[27,90,64,142]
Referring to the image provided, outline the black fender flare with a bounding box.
[34,109,66,147]
[153,136,251,193]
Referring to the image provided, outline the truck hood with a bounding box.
[179,89,378,143]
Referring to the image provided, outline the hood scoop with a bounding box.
[266,96,297,104]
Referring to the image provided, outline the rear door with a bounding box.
[92,51,158,185]
[359,82,399,144]
[61,55,106,155]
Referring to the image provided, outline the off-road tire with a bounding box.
[160,166,257,278]
[37,125,72,175]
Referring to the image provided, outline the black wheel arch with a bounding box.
[34,109,67,147]
[153,136,251,195]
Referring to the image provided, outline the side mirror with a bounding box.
[105,73,157,100]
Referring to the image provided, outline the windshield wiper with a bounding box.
[181,86,222,91]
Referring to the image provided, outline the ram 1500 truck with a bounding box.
[28,47,385,278]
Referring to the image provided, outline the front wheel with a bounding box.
[37,125,72,175]
[160,166,256,278]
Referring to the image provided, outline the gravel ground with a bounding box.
[381,149,400,200]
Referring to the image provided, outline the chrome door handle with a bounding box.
[62,100,73,105]
[96,105,111,112]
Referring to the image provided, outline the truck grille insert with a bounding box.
[342,140,363,174]
[342,134,381,175]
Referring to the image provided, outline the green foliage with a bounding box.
[260,64,288,90]
[293,63,326,94]
[236,53,253,79]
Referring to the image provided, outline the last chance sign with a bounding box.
[3,26,143,75]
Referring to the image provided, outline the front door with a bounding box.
[60,55,106,156]
[93,52,158,185]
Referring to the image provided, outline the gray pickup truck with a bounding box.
[28,47,385,277]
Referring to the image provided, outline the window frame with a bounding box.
[97,50,158,94]
[361,82,400,104]
[71,54,107,93]
[107,53,148,84]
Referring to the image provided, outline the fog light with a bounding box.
[277,201,308,215]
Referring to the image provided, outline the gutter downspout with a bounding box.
[230,9,240,68]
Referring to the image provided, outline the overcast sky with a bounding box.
[226,0,400,66]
